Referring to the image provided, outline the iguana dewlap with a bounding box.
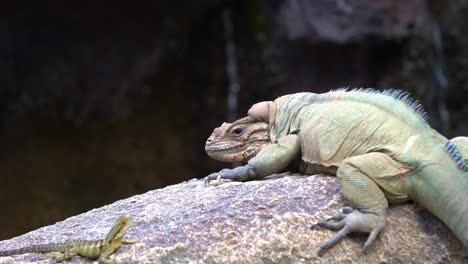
[204,89,468,255]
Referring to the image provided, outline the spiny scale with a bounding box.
[444,141,468,172]
[334,88,430,123]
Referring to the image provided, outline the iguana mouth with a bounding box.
[205,143,245,153]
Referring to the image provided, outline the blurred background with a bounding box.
[0,0,467,239]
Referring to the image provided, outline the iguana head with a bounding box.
[206,101,275,162]
[205,116,270,162]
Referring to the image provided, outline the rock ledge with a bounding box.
[0,173,466,263]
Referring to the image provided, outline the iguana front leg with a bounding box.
[205,134,300,186]
[315,152,409,255]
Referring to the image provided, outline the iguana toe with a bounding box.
[311,206,353,228]
[204,165,256,186]
[204,172,220,186]
[315,208,385,256]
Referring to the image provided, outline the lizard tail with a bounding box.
[0,243,68,256]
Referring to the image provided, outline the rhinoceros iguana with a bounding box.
[204,89,468,255]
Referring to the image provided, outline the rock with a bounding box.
[0,173,466,263]
[275,0,425,43]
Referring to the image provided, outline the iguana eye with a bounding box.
[232,127,244,136]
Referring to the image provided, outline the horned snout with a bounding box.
[205,134,217,148]
[205,136,216,152]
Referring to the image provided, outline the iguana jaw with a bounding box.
[205,143,246,153]
[205,117,270,163]
[205,143,246,162]
[205,140,268,162]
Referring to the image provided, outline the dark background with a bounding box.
[0,0,467,239]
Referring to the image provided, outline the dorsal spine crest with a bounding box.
[444,141,468,172]
[331,88,429,124]
[362,88,428,123]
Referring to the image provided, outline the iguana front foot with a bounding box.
[315,207,385,256]
[204,164,256,186]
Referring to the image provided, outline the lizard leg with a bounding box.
[205,134,300,186]
[42,252,65,262]
[98,251,115,264]
[316,152,409,256]
[98,257,116,264]
[122,238,139,243]
[44,249,76,262]
[98,240,123,264]
[62,249,77,261]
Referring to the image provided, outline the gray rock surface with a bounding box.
[0,173,466,263]
[276,0,425,43]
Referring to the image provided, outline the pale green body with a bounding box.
[206,90,468,252]
[249,91,467,247]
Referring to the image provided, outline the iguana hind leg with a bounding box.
[316,152,409,256]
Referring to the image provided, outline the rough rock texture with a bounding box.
[2,0,468,241]
[0,173,466,264]
[276,0,425,43]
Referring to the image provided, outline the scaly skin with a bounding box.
[205,117,270,162]
[0,216,138,264]
[204,89,468,255]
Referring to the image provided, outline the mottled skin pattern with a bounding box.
[204,89,468,255]
[0,216,137,264]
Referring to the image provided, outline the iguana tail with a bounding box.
[409,145,468,248]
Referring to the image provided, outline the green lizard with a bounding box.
[0,216,137,264]
[204,89,468,255]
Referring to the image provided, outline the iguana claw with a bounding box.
[310,207,353,227]
[203,165,256,187]
[204,173,222,187]
[314,207,385,256]
[310,215,333,227]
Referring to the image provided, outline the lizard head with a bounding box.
[205,116,270,163]
[105,216,134,246]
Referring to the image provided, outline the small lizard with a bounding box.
[0,216,137,264]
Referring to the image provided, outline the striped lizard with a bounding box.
[0,216,137,264]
